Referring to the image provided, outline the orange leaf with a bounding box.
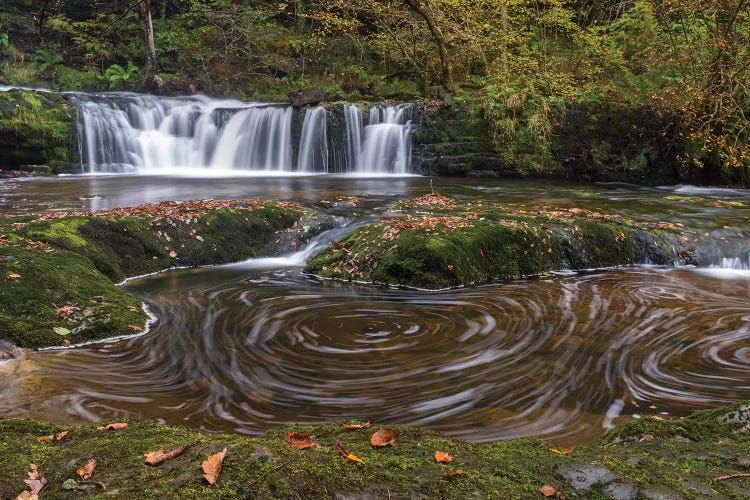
[550,447,573,456]
[169,250,177,258]
[370,428,398,447]
[144,446,186,466]
[336,441,365,464]
[435,451,452,463]
[445,469,463,478]
[76,458,96,480]
[97,422,128,431]
[343,420,371,430]
[23,463,47,496]
[284,432,320,450]
[128,324,143,332]
[539,484,557,496]
[37,431,69,442]
[202,447,227,485]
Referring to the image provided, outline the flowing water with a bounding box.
[1,175,750,445]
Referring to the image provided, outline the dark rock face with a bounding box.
[411,102,504,177]
[288,88,326,107]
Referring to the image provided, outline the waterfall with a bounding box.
[296,107,328,172]
[344,105,363,171]
[71,92,413,175]
[358,104,412,174]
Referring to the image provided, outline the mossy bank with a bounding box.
[0,89,76,173]
[305,193,694,289]
[3,402,750,498]
[0,199,320,349]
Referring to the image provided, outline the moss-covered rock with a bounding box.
[0,200,308,348]
[305,193,688,289]
[3,402,750,498]
[0,89,76,171]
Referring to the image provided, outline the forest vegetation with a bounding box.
[0,0,748,184]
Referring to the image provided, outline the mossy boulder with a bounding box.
[0,200,308,348]
[0,89,76,171]
[305,194,689,289]
[3,402,750,498]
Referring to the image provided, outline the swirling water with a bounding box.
[1,176,749,444]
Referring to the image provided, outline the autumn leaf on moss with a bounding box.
[76,458,96,480]
[128,324,143,332]
[144,446,186,466]
[539,484,557,496]
[336,441,365,464]
[444,469,463,478]
[20,463,47,497]
[97,422,127,431]
[36,430,69,442]
[343,419,371,429]
[6,273,21,283]
[434,451,452,463]
[202,447,227,485]
[284,432,321,450]
[55,304,79,319]
[550,447,573,456]
[370,429,398,447]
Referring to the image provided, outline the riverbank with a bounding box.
[2,402,750,498]
[0,199,326,349]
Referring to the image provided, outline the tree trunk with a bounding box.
[137,0,157,91]
[402,0,452,90]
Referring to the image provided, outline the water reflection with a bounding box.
[2,266,748,445]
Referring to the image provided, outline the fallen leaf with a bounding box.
[144,446,187,466]
[336,441,365,464]
[284,432,321,450]
[343,420,371,430]
[539,484,557,496]
[55,304,80,319]
[36,431,69,442]
[435,451,452,463]
[53,326,71,336]
[97,422,128,431]
[550,447,573,456]
[128,324,143,332]
[76,458,96,480]
[202,447,227,485]
[21,463,47,497]
[370,428,398,447]
[169,250,177,258]
[6,273,21,283]
[63,338,71,345]
[445,469,463,478]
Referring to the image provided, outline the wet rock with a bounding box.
[720,403,750,428]
[642,485,684,499]
[603,482,639,500]
[561,464,617,491]
[288,88,325,107]
[0,339,24,361]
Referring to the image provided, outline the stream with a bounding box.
[1,175,750,445]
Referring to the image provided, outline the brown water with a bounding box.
[1,175,749,444]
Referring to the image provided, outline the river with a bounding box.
[1,174,749,445]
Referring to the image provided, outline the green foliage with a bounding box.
[34,49,63,73]
[104,61,139,89]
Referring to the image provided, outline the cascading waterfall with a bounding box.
[344,105,363,171]
[72,92,413,175]
[296,106,328,172]
[358,104,412,174]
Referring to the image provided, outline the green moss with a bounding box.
[0,89,74,168]
[0,201,306,347]
[307,195,660,289]
[3,402,750,498]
